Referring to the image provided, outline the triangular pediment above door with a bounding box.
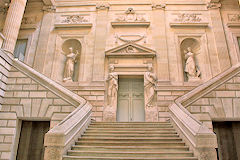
[105,42,156,57]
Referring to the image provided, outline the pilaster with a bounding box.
[152,3,170,82]
[207,1,231,72]
[92,3,109,81]
[33,5,55,74]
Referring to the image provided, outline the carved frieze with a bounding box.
[228,14,240,22]
[61,15,89,24]
[55,14,92,29]
[227,14,240,27]
[174,13,202,23]
[170,13,208,27]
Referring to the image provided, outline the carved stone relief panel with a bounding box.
[169,12,209,27]
[54,14,92,28]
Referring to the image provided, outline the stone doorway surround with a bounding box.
[103,42,158,122]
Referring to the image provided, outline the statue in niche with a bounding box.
[63,47,80,82]
[106,65,118,107]
[144,66,157,107]
[184,47,201,81]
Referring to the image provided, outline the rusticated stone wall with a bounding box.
[0,66,76,159]
[0,51,11,111]
[188,73,240,130]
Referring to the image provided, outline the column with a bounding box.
[152,3,170,82]
[92,3,109,81]
[2,0,27,53]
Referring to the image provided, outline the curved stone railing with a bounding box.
[9,57,92,160]
[169,63,240,160]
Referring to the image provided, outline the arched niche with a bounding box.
[180,38,201,82]
[62,39,81,82]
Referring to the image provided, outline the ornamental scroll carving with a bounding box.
[61,15,89,24]
[115,8,146,22]
[174,13,202,23]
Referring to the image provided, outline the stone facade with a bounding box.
[0,0,240,159]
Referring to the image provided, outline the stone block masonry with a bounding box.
[0,65,77,160]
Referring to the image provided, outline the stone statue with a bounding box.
[107,65,118,107]
[144,66,157,107]
[184,47,200,81]
[63,47,79,82]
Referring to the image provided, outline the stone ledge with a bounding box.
[227,23,240,27]
[170,23,209,27]
[54,23,92,29]
[111,22,150,28]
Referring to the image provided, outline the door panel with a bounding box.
[213,122,240,160]
[117,78,144,122]
[17,121,50,160]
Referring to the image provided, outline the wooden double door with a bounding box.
[117,78,145,122]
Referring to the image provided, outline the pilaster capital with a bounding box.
[152,3,166,10]
[96,2,110,10]
[42,5,56,12]
[207,2,221,10]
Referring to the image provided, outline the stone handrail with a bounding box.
[169,63,240,159]
[7,55,92,160]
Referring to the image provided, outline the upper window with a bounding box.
[14,39,28,62]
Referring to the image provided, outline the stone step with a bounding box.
[84,130,178,134]
[87,128,175,131]
[79,137,182,141]
[75,141,186,147]
[71,145,190,152]
[91,122,171,125]
[63,156,198,160]
[82,133,179,137]
[67,150,194,157]
[89,124,173,128]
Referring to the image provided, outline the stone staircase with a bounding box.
[63,122,198,160]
